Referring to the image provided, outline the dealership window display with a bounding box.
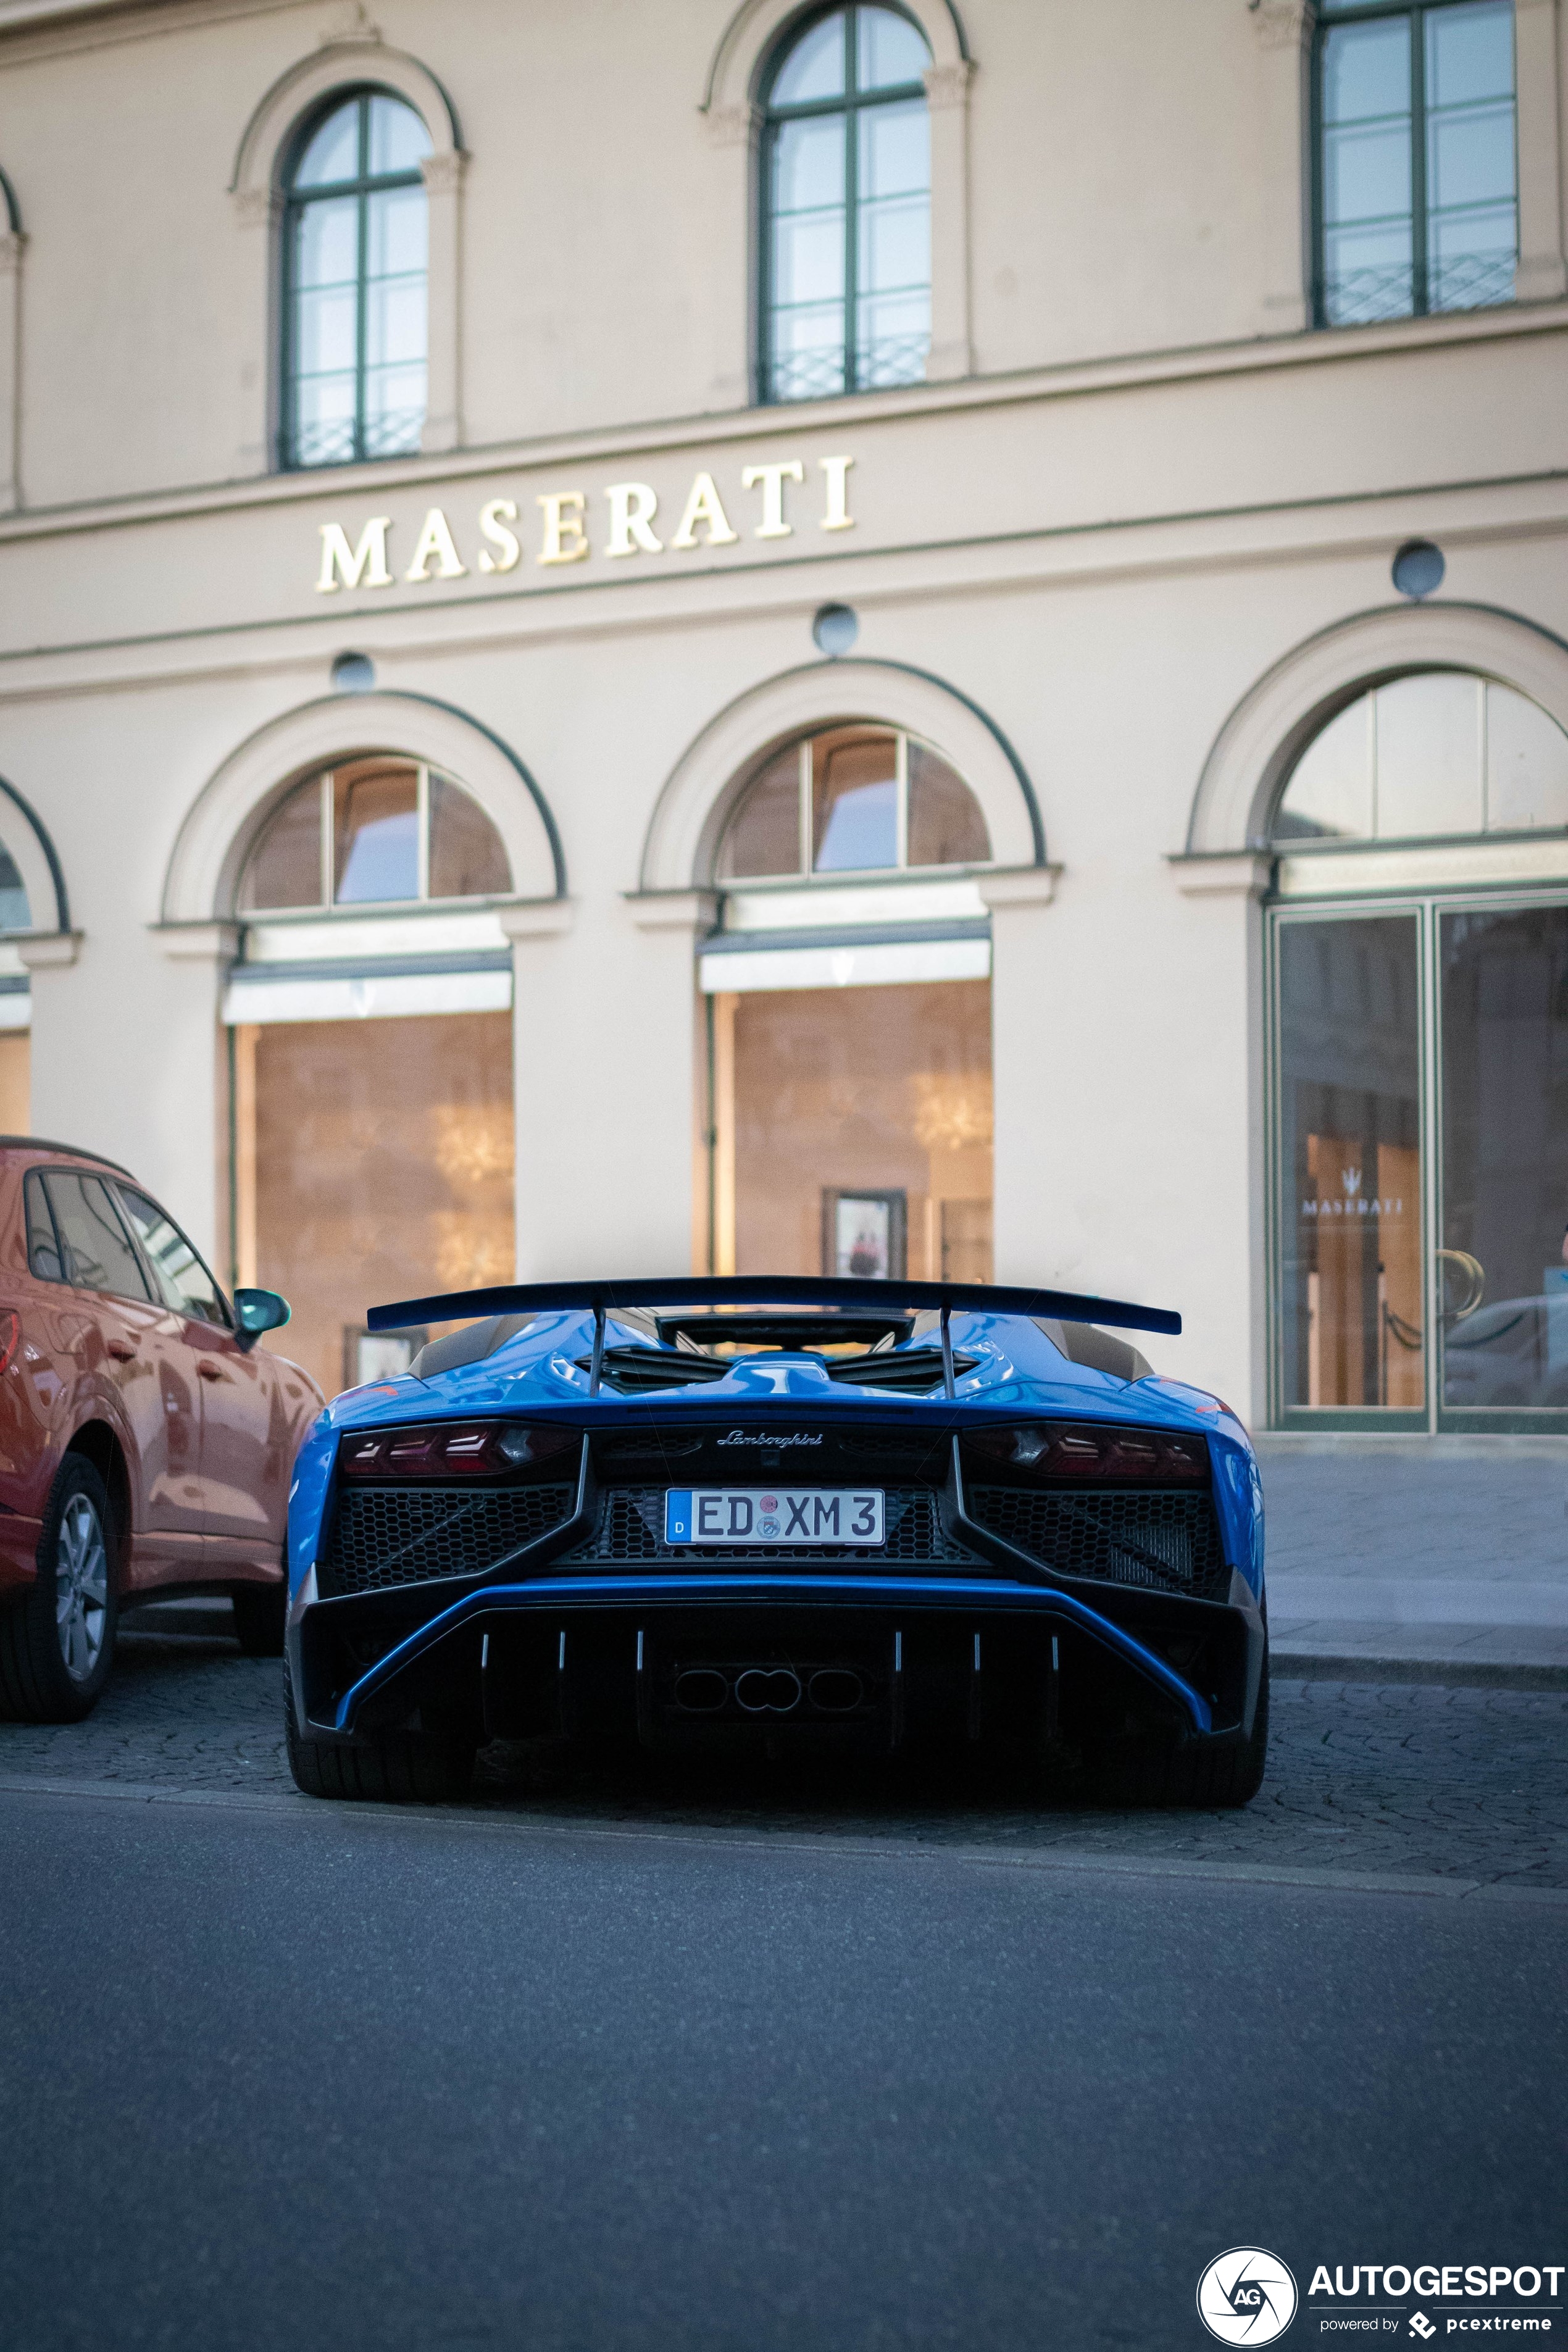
[238,1011,514,1398]
[1270,672,1568,1430]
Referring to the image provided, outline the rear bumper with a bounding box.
[289,1566,1266,1756]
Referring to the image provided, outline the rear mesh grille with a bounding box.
[561,1486,980,1567]
[966,1485,1229,1601]
[320,1483,576,1596]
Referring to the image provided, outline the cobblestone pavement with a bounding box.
[2,1622,1564,1890]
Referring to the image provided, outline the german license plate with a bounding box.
[664,1488,885,1546]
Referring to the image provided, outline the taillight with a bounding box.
[338,1420,578,1479]
[965,1421,1208,1482]
[0,1311,19,1375]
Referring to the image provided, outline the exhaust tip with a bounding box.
[735,1667,802,1715]
[808,1668,864,1713]
[673,1667,728,1714]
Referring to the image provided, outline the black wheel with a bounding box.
[0,1454,120,1723]
[231,1579,286,1658]
[283,1653,474,1803]
[1092,1649,1270,1811]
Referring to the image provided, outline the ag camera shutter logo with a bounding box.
[1197,2248,1299,2344]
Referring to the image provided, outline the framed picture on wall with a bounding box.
[822,1189,907,1281]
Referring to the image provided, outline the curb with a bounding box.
[1,1769,1564,1906]
[1272,1653,1568,1693]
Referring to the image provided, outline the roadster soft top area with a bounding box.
[283,1276,1269,1807]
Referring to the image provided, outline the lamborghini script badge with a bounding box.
[715,1430,824,1447]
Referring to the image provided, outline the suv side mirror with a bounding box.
[233,1288,291,1354]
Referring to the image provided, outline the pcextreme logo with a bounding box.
[1198,2249,1300,2344]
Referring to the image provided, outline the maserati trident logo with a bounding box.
[1342,1166,1363,1196]
[715,1430,824,1447]
[1196,2248,1298,2345]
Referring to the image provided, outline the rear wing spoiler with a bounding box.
[368,1274,1181,1339]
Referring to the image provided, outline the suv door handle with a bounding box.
[106,1340,137,1362]
[197,1361,228,1383]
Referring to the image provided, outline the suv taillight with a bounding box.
[338,1421,579,1479]
[965,1421,1208,1482]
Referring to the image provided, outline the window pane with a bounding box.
[43,1173,151,1301]
[361,370,427,456]
[1439,906,1568,1411]
[719,744,801,880]
[1426,1,1514,108]
[293,375,359,467]
[856,6,930,90]
[1276,698,1375,840]
[0,842,31,932]
[1323,17,1411,126]
[294,97,361,190]
[1278,917,1424,1412]
[364,272,427,369]
[117,1188,226,1326]
[367,93,432,175]
[772,207,846,307]
[333,760,420,903]
[772,10,846,104]
[907,746,988,866]
[772,112,846,215]
[1486,684,1568,831]
[1374,673,1484,838]
[859,97,928,200]
[812,728,899,871]
[241,780,323,911]
[1325,119,1414,226]
[428,778,511,899]
[294,196,359,293]
[24,1171,64,1283]
[366,181,427,280]
[294,281,358,377]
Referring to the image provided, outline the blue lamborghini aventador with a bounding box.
[282,1277,1269,1808]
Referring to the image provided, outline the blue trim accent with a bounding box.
[233,948,512,984]
[328,1570,1214,1737]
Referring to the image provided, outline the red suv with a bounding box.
[0,1137,323,1721]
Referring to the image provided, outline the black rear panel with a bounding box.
[965,1485,1229,1602]
[319,1483,577,1596]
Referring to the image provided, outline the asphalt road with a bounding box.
[1,1782,1563,2352]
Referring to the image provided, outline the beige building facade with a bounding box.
[1,0,1566,1427]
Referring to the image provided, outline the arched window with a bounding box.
[759,4,932,404]
[1274,673,1568,843]
[238,757,511,911]
[717,724,988,880]
[281,90,432,469]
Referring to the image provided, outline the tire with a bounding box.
[1093,1649,1270,1811]
[231,1579,286,1658]
[0,1454,119,1723]
[283,1652,475,1803]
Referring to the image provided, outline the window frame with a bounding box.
[279,85,430,472]
[757,1,932,406]
[717,725,990,884]
[1310,0,1519,330]
[238,759,512,917]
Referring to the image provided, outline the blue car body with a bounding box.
[284,1277,1268,1803]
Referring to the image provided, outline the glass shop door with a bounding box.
[1272,895,1568,1432]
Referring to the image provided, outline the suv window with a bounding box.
[23,1170,65,1282]
[115,1186,229,1328]
[37,1171,152,1301]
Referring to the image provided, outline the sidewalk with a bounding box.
[1257,1437,1568,1681]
